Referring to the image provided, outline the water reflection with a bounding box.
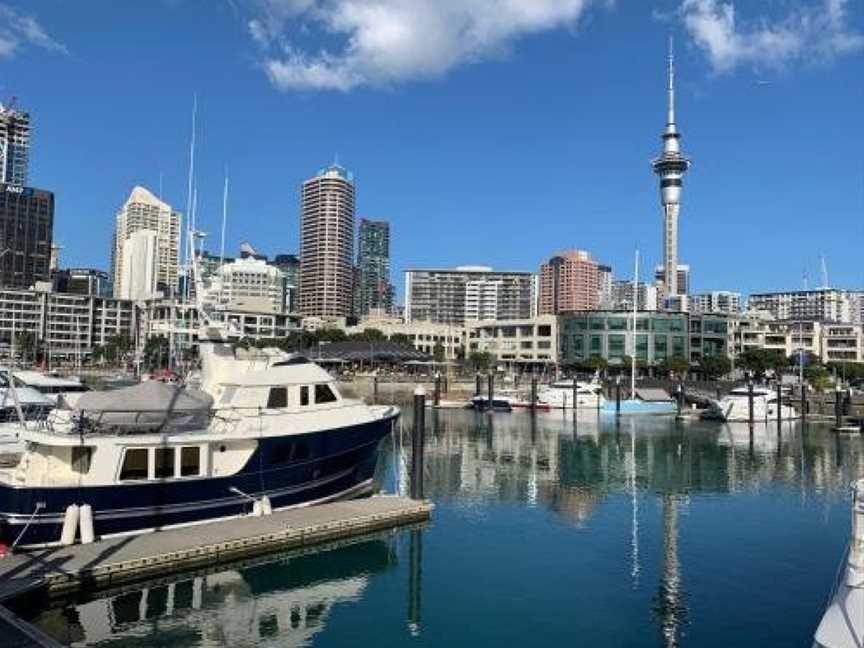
[32,539,397,647]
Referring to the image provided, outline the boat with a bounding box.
[601,388,678,416]
[812,478,863,648]
[701,385,797,422]
[0,323,400,548]
[537,379,605,410]
[470,395,513,412]
[4,369,90,405]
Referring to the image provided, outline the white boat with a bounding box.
[0,323,399,548]
[537,380,606,410]
[4,369,90,405]
[702,386,797,422]
[812,478,864,648]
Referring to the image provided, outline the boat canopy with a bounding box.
[73,381,214,432]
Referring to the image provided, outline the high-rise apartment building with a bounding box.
[689,291,741,315]
[299,164,355,318]
[119,230,159,301]
[404,266,535,325]
[597,264,614,309]
[272,254,299,313]
[747,289,862,323]
[611,280,658,312]
[112,186,180,299]
[357,219,392,316]
[654,264,690,296]
[0,183,53,289]
[0,104,30,186]
[537,250,601,315]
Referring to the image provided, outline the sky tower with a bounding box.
[652,39,691,306]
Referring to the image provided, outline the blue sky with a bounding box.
[1,0,862,298]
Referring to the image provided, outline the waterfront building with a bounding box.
[611,280,658,312]
[689,291,741,315]
[206,257,285,314]
[112,186,181,299]
[0,183,53,289]
[537,250,601,315]
[466,315,558,373]
[299,164,355,318]
[0,104,30,186]
[52,268,112,297]
[404,266,535,325]
[0,285,137,363]
[746,289,861,324]
[651,42,691,307]
[357,219,393,316]
[344,314,465,359]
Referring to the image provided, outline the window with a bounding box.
[300,386,310,406]
[315,384,338,404]
[267,387,288,408]
[608,335,626,358]
[120,448,148,480]
[155,448,175,479]
[71,447,91,474]
[180,447,200,477]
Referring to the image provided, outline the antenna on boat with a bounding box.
[183,94,198,304]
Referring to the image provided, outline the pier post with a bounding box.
[530,376,537,411]
[615,376,622,418]
[487,373,494,413]
[433,374,441,408]
[475,373,481,397]
[835,386,843,429]
[411,386,426,500]
[776,383,782,429]
[801,384,807,422]
[748,379,755,429]
[572,380,578,416]
[373,375,378,405]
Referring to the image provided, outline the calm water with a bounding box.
[25,411,864,647]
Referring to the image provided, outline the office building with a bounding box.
[272,253,299,313]
[689,291,741,315]
[52,268,112,297]
[0,104,30,186]
[404,266,535,325]
[537,250,601,315]
[611,280,658,312]
[206,256,285,314]
[357,219,393,316]
[112,186,181,299]
[747,289,861,323]
[299,164,355,318]
[0,183,53,288]
[651,42,692,306]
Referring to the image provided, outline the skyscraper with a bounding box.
[357,218,392,316]
[651,40,691,309]
[537,250,601,315]
[0,104,30,186]
[299,164,355,318]
[0,183,53,288]
[112,186,181,299]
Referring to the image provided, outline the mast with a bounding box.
[631,250,639,399]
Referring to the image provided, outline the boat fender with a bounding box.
[79,504,95,545]
[60,504,79,546]
[252,500,263,516]
[261,496,272,515]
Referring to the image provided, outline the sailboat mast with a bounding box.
[631,250,639,399]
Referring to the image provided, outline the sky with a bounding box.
[1,0,862,299]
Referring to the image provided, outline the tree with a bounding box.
[350,328,387,342]
[467,351,494,374]
[827,361,864,382]
[433,342,445,363]
[389,333,413,348]
[582,356,609,375]
[143,335,170,371]
[658,356,689,377]
[14,331,36,365]
[700,354,732,380]
[738,349,786,380]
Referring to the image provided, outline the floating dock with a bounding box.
[0,495,432,645]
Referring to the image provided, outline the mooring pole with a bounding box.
[615,375,622,418]
[530,376,537,411]
[776,382,782,430]
[801,383,807,422]
[411,386,426,500]
[373,375,378,405]
[748,379,755,429]
[676,381,682,417]
[835,385,843,429]
[434,374,441,408]
[487,372,495,413]
[475,373,481,397]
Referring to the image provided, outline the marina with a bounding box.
[5,408,861,647]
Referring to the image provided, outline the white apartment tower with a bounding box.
[0,104,30,186]
[112,186,181,299]
[119,230,159,301]
[299,164,355,318]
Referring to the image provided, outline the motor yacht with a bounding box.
[537,380,605,410]
[702,385,797,422]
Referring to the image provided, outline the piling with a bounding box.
[487,373,494,413]
[572,380,578,415]
[801,384,807,421]
[776,383,782,429]
[835,386,843,429]
[474,373,481,397]
[433,375,441,408]
[530,376,537,411]
[411,386,426,500]
[615,377,622,417]
[373,376,379,405]
[748,380,755,429]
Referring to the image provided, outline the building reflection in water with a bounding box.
[32,539,396,647]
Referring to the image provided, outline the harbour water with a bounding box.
[22,410,864,647]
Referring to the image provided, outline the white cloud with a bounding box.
[680,0,864,73]
[246,0,599,91]
[0,3,67,59]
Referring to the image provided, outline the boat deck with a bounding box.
[0,495,432,601]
